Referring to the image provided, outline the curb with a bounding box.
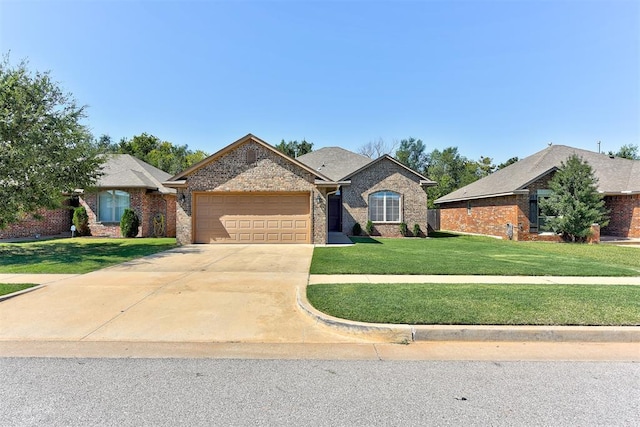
[0,285,46,302]
[297,285,640,343]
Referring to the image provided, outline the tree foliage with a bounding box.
[539,155,609,242]
[614,144,639,160]
[357,138,396,158]
[497,156,519,170]
[0,56,104,229]
[395,137,427,173]
[274,139,313,158]
[103,133,208,174]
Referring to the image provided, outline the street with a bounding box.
[1,358,638,426]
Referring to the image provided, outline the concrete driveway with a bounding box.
[0,245,360,343]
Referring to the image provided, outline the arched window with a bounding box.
[98,190,130,222]
[368,191,401,222]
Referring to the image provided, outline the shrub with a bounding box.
[399,222,408,237]
[413,223,422,237]
[120,208,140,238]
[352,222,362,236]
[72,206,90,236]
[365,220,374,235]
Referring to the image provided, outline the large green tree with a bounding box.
[614,144,639,160]
[539,154,609,242]
[105,133,208,174]
[275,139,313,158]
[395,137,427,173]
[0,57,104,229]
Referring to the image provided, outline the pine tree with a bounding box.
[539,155,609,242]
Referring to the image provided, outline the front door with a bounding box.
[328,194,342,232]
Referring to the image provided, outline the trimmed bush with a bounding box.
[72,206,90,236]
[352,222,362,236]
[413,223,422,237]
[120,208,140,238]
[365,220,374,235]
[399,222,408,237]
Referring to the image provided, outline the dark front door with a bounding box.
[328,194,342,232]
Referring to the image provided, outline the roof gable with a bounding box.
[167,134,331,182]
[97,154,175,194]
[436,145,640,204]
[344,154,436,185]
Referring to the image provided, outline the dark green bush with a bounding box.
[352,222,362,236]
[72,206,90,236]
[399,222,408,236]
[365,220,374,235]
[413,223,422,237]
[120,208,140,238]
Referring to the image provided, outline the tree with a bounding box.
[105,133,208,174]
[539,154,609,242]
[425,147,478,207]
[357,138,396,158]
[497,156,519,170]
[274,139,313,158]
[615,144,639,160]
[0,56,104,230]
[394,137,427,173]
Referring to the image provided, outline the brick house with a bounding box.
[435,145,640,240]
[1,154,176,240]
[164,134,435,245]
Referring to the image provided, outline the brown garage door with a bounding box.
[194,193,311,244]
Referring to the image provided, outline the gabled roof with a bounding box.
[436,144,640,204]
[166,134,332,183]
[98,154,175,195]
[342,154,436,186]
[296,147,372,181]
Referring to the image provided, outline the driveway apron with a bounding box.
[0,245,359,343]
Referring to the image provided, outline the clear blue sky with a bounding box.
[2,0,638,165]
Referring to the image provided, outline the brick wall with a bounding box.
[0,202,72,239]
[342,158,428,237]
[81,189,176,238]
[176,141,324,244]
[603,194,640,238]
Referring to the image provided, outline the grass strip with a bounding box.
[307,283,640,326]
[311,233,640,276]
[0,283,38,297]
[0,238,177,274]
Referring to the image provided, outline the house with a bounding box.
[435,144,640,240]
[0,154,177,240]
[164,134,435,244]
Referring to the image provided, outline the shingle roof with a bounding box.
[296,147,373,181]
[436,145,640,204]
[98,154,176,194]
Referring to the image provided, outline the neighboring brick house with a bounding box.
[0,154,176,240]
[164,134,435,245]
[435,145,640,241]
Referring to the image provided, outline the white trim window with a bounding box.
[98,190,130,222]
[368,191,401,222]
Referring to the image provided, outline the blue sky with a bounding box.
[2,0,638,165]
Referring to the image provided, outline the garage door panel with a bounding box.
[194,193,310,244]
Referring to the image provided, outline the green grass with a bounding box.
[0,283,38,297]
[307,283,640,326]
[0,238,177,274]
[311,233,640,276]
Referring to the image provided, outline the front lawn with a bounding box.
[307,283,640,326]
[0,238,177,274]
[311,233,640,276]
[0,283,37,297]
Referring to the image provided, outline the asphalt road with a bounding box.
[1,358,638,426]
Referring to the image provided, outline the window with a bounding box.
[368,191,401,222]
[98,190,130,222]
[529,189,553,232]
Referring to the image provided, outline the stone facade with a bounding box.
[0,202,72,240]
[603,194,640,238]
[81,189,176,238]
[342,158,428,237]
[175,140,325,245]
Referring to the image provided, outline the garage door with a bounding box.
[194,193,311,244]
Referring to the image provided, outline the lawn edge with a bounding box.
[0,284,45,302]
